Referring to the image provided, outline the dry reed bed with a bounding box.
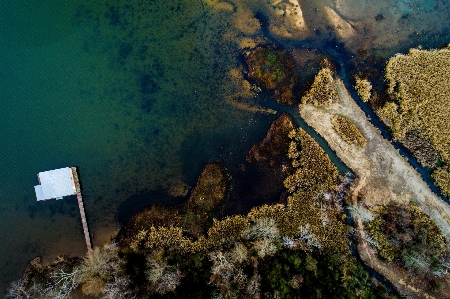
[332,115,366,147]
[354,77,372,102]
[301,67,338,107]
[128,128,348,256]
[379,46,450,196]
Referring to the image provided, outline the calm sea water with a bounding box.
[1,0,449,293]
[0,0,268,291]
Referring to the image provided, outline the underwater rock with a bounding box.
[247,113,297,166]
[246,47,298,105]
[188,163,228,212]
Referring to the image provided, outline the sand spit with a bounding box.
[300,79,450,298]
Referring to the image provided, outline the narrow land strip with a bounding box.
[300,79,450,298]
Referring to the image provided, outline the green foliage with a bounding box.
[305,254,317,272]
[260,249,391,299]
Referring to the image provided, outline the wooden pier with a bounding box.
[35,167,94,255]
[71,167,93,254]
[77,191,93,254]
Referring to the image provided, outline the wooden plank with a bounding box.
[77,192,93,254]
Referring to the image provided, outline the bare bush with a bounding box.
[146,256,182,295]
[103,275,135,299]
[247,274,261,298]
[254,237,278,258]
[228,242,248,264]
[243,217,280,240]
[347,204,374,223]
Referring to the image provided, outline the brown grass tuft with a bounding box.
[332,115,366,147]
[301,68,337,107]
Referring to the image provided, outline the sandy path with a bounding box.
[300,79,450,298]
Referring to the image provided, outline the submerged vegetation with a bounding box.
[247,113,296,166]
[332,115,366,147]
[379,46,450,196]
[246,47,298,105]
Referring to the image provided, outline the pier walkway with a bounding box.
[77,192,93,254]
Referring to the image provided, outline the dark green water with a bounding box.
[2,0,450,293]
[0,0,271,291]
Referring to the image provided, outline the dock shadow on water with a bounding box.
[1,0,450,294]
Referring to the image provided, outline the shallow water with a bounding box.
[1,0,449,293]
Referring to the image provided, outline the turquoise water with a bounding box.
[1,0,450,293]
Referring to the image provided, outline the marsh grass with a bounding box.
[332,115,366,147]
[380,46,450,196]
[301,68,337,107]
[354,77,372,102]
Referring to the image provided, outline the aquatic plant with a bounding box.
[332,115,366,147]
[354,77,372,102]
[247,47,298,105]
[431,167,450,198]
[206,216,250,247]
[284,128,338,195]
[301,68,337,107]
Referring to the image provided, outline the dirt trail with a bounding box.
[300,79,450,298]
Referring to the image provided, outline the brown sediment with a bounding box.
[246,113,297,166]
